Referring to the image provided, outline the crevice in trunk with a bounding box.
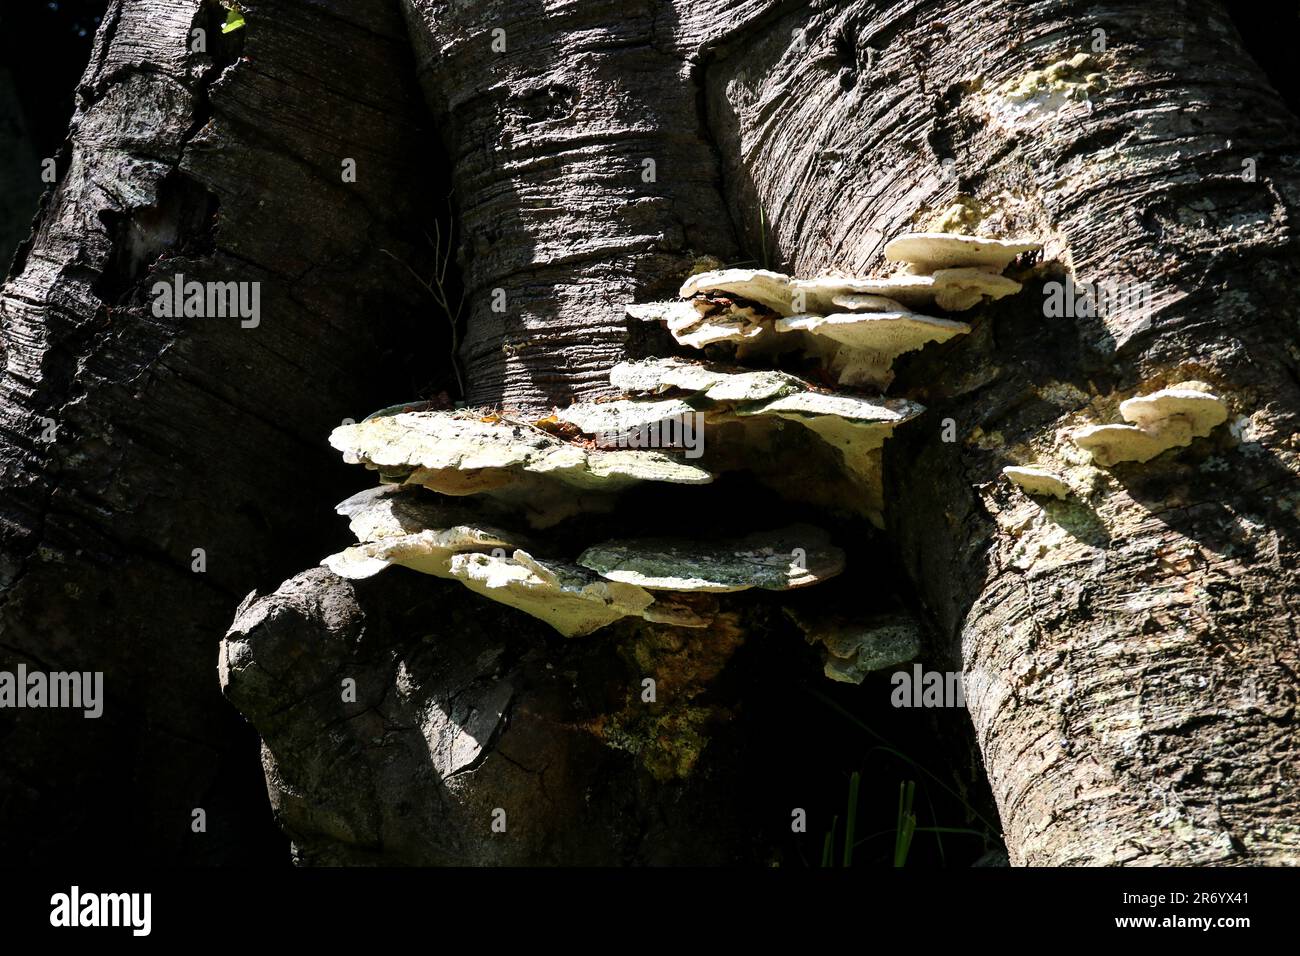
[1225,2,1300,123]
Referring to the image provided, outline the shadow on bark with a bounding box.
[0,0,457,864]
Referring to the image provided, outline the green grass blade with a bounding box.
[843,771,861,868]
[821,814,838,868]
[808,688,999,831]
[894,781,917,867]
[854,825,985,849]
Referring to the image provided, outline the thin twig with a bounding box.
[380,198,465,395]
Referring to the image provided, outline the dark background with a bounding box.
[1,2,107,269]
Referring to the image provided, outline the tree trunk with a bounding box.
[0,0,451,862]
[388,0,1300,865]
[8,0,1300,866]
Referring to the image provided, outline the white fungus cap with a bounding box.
[884,233,1041,273]
[1118,383,1228,436]
[825,293,909,313]
[775,311,970,388]
[824,268,1022,312]
[1072,423,1188,467]
[1002,465,1070,500]
[930,268,1024,310]
[679,268,793,313]
[1072,382,1228,467]
[628,300,771,349]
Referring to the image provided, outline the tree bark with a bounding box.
[401,0,760,410]
[221,566,772,865]
[716,0,1300,864]
[0,0,451,862]
[389,0,1300,864]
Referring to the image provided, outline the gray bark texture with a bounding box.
[0,0,447,862]
[221,567,765,864]
[7,0,1300,867]
[379,0,1300,865]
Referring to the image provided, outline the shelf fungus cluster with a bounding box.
[323,402,847,638]
[328,403,713,528]
[321,231,1041,703]
[1072,382,1229,467]
[319,352,918,681]
[588,356,923,526]
[638,232,1040,389]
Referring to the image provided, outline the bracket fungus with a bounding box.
[785,609,923,685]
[883,233,1041,273]
[796,268,1022,314]
[321,492,844,639]
[627,298,771,350]
[328,409,712,527]
[728,389,920,520]
[320,402,856,638]
[821,291,909,314]
[607,357,803,404]
[322,487,719,637]
[1072,382,1229,467]
[774,311,971,389]
[321,228,1040,691]
[325,527,514,581]
[635,231,1038,394]
[446,550,705,638]
[927,268,1024,311]
[593,357,922,524]
[556,398,701,447]
[323,486,525,581]
[323,352,909,642]
[678,267,792,313]
[1002,465,1071,500]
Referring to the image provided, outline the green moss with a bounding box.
[598,706,714,781]
[999,53,1107,103]
[1042,497,1110,547]
[687,255,724,277]
[929,196,990,234]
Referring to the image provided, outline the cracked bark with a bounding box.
[694,0,1300,864]
[381,0,1300,865]
[0,0,449,862]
